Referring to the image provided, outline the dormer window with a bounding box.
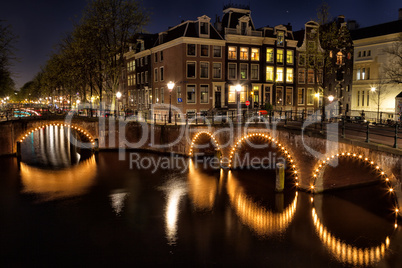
[200,22,209,35]
[277,31,284,46]
[241,22,247,35]
[198,15,211,37]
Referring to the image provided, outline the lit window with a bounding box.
[276,87,283,105]
[277,32,284,46]
[307,88,314,105]
[266,66,274,82]
[307,69,314,84]
[277,49,284,63]
[228,46,237,59]
[336,51,343,65]
[286,68,293,83]
[357,69,361,80]
[240,47,249,60]
[286,50,293,64]
[251,48,260,61]
[276,67,284,82]
[266,48,274,63]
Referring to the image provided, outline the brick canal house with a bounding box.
[123,4,354,120]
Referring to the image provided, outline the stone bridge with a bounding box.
[1,116,401,216]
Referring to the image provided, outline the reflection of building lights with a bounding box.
[109,192,129,215]
[162,180,187,246]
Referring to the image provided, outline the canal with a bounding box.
[0,127,401,266]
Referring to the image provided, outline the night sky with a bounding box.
[0,0,400,90]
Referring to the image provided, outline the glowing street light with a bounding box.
[167,81,175,123]
[116,91,122,99]
[328,95,334,102]
[371,86,376,92]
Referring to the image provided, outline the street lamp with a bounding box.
[328,95,334,102]
[236,84,242,123]
[167,81,175,123]
[116,91,122,117]
[370,86,381,122]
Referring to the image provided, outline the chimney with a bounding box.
[399,8,402,20]
[348,20,357,30]
[337,15,345,24]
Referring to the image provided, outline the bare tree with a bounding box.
[382,33,402,84]
[369,75,392,122]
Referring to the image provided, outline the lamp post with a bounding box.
[236,84,242,123]
[371,86,380,122]
[116,91,122,117]
[167,81,175,123]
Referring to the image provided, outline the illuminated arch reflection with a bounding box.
[189,131,221,158]
[312,207,392,266]
[20,156,97,202]
[226,171,298,237]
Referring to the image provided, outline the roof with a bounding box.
[221,8,255,31]
[350,20,402,40]
[396,91,402,98]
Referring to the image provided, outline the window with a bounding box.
[358,51,361,57]
[251,64,259,80]
[286,50,293,64]
[200,85,209,103]
[357,91,360,106]
[187,62,196,78]
[299,54,306,66]
[137,72,140,84]
[128,74,135,86]
[276,87,283,105]
[144,56,148,65]
[141,72,144,84]
[240,63,248,79]
[160,51,163,61]
[307,69,314,84]
[160,67,164,81]
[308,55,315,66]
[277,32,284,46]
[266,48,274,63]
[228,85,246,103]
[200,22,209,35]
[228,46,237,59]
[213,63,221,79]
[276,67,284,82]
[367,90,370,106]
[140,57,143,66]
[253,86,259,104]
[286,68,293,83]
[307,88,314,105]
[298,69,305,84]
[127,60,135,72]
[286,87,292,106]
[363,51,366,57]
[176,86,182,103]
[228,63,237,79]
[145,71,148,83]
[161,87,164,103]
[266,66,274,82]
[366,68,370,79]
[200,62,209,78]
[357,69,361,80]
[154,68,158,82]
[362,90,365,106]
[213,46,221,57]
[368,50,371,56]
[154,53,158,62]
[201,45,209,57]
[186,85,196,103]
[251,48,259,61]
[187,44,196,56]
[336,51,343,65]
[240,47,249,60]
[298,88,304,105]
[277,49,284,63]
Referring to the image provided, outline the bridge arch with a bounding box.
[228,133,299,187]
[17,122,96,145]
[189,131,221,158]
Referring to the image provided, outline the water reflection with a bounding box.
[20,125,86,168]
[109,191,129,216]
[161,179,187,245]
[226,171,297,237]
[187,159,218,211]
[312,207,390,266]
[20,156,96,202]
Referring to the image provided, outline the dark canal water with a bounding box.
[0,128,401,267]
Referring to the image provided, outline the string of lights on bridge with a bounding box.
[19,123,95,145]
